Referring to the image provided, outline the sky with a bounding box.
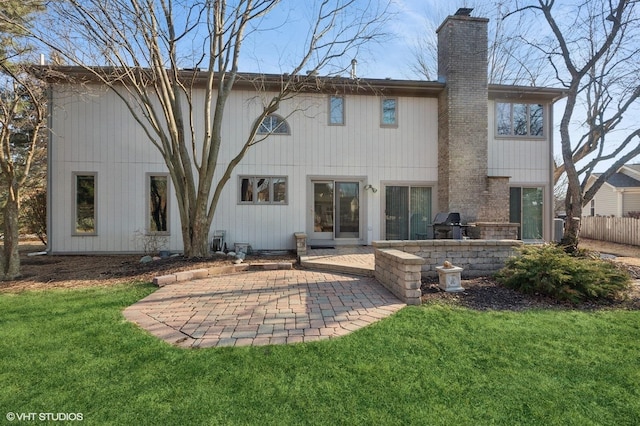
[354,0,434,79]
[236,0,449,80]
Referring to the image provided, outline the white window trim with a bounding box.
[72,171,97,236]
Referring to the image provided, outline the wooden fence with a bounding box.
[580,216,640,246]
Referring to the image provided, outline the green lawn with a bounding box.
[1,283,639,425]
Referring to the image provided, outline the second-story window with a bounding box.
[329,95,345,125]
[497,102,544,137]
[258,114,290,135]
[381,98,397,127]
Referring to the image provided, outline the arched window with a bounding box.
[257,114,290,135]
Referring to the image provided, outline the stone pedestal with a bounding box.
[435,264,464,292]
[294,232,307,258]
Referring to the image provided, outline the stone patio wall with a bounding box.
[374,249,425,305]
[373,240,522,278]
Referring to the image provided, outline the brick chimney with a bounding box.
[436,10,489,223]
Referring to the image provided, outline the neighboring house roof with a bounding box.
[594,172,640,188]
[623,164,640,174]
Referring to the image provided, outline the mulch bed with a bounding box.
[5,244,640,312]
[0,249,297,293]
[421,274,640,311]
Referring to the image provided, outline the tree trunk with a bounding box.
[1,195,21,280]
[560,178,582,252]
[180,202,212,258]
[557,83,582,253]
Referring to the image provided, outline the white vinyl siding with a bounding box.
[587,171,640,217]
[593,187,619,216]
[49,85,439,252]
[622,193,640,216]
[488,100,551,183]
[489,100,553,240]
[587,176,620,217]
[49,87,179,253]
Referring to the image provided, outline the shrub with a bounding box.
[495,244,631,304]
[21,189,47,245]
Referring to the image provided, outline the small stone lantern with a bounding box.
[435,261,464,292]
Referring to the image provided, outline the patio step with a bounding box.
[299,256,375,277]
[153,262,294,286]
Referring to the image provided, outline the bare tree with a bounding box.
[0,67,46,279]
[411,1,551,85]
[28,0,389,257]
[510,0,640,250]
[0,1,46,279]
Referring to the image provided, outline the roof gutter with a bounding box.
[31,65,446,97]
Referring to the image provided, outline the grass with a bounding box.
[1,283,640,425]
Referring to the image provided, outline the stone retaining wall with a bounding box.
[373,240,522,278]
[468,222,519,240]
[374,249,425,305]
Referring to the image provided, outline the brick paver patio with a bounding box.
[124,267,404,348]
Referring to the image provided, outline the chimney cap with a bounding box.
[454,8,473,16]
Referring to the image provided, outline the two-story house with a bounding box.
[44,11,564,254]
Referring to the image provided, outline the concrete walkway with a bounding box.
[124,252,404,348]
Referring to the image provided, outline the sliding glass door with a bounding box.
[510,187,543,240]
[385,186,432,240]
[335,182,360,238]
[311,180,361,241]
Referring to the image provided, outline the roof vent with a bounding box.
[454,8,473,16]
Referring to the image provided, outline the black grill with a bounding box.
[431,212,462,239]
